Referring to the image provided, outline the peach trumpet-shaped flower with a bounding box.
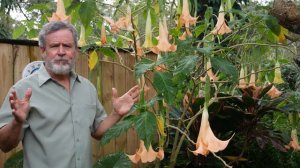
[78,25,86,47]
[135,34,144,57]
[239,66,247,89]
[200,59,218,82]
[211,3,232,35]
[179,0,198,28]
[285,129,300,151]
[155,54,167,72]
[102,6,133,33]
[248,70,256,87]
[192,104,233,156]
[48,0,71,22]
[143,10,154,48]
[206,58,218,81]
[152,20,177,54]
[267,85,282,99]
[273,61,284,84]
[127,140,164,163]
[100,23,107,45]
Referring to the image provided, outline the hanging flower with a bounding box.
[152,20,177,54]
[206,58,218,81]
[273,61,284,84]
[179,0,198,29]
[48,0,71,22]
[239,66,247,89]
[143,10,154,48]
[78,25,86,47]
[211,3,232,35]
[267,85,282,99]
[248,70,256,88]
[136,34,144,57]
[102,6,133,33]
[155,54,167,71]
[178,28,192,40]
[192,104,233,156]
[285,129,300,151]
[100,23,107,45]
[127,140,163,163]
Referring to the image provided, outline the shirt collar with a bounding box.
[38,63,81,87]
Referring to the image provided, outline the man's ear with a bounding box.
[40,47,46,58]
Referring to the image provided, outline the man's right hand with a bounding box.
[9,88,32,124]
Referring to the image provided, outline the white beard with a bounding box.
[45,57,75,75]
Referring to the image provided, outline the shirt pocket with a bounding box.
[74,104,96,129]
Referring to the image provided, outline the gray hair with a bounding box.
[38,21,78,48]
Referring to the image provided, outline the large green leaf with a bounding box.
[12,25,26,39]
[173,55,198,76]
[93,152,131,168]
[134,111,157,149]
[153,72,177,104]
[79,0,97,28]
[211,57,238,81]
[134,58,155,77]
[99,47,116,59]
[100,116,135,145]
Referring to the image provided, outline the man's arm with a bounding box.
[0,88,32,152]
[0,120,23,152]
[92,85,139,140]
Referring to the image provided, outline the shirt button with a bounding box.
[76,138,80,142]
[77,158,80,161]
[74,120,78,123]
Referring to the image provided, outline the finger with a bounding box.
[10,99,15,110]
[128,85,139,93]
[132,96,140,102]
[10,90,18,101]
[112,88,118,99]
[130,90,140,98]
[24,88,32,101]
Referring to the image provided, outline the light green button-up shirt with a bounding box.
[0,64,107,168]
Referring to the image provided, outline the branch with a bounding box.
[212,152,232,168]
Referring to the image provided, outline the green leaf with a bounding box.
[12,25,26,39]
[4,150,23,168]
[99,47,116,58]
[211,57,238,80]
[134,111,157,149]
[134,58,155,77]
[174,55,198,76]
[153,72,177,104]
[197,47,213,55]
[100,116,135,145]
[195,23,207,37]
[264,15,280,36]
[79,0,97,28]
[93,152,131,168]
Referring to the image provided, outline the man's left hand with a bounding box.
[112,85,140,116]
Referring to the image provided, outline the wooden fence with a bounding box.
[0,39,154,168]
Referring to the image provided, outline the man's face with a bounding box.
[41,29,77,75]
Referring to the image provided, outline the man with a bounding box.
[0,21,140,168]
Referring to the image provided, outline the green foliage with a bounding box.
[153,72,177,104]
[93,152,131,168]
[4,150,23,168]
[100,116,135,145]
[134,111,157,149]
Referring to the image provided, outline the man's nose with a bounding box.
[57,45,66,56]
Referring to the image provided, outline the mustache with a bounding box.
[52,58,71,63]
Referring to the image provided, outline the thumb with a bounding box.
[24,88,32,101]
[112,88,118,99]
